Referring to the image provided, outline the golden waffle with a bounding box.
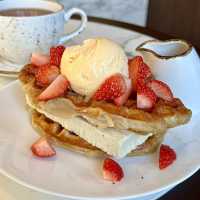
[19,64,192,135]
[31,109,165,157]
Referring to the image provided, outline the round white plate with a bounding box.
[0,173,173,200]
[0,81,199,200]
[0,19,199,199]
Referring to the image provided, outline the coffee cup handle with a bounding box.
[58,8,87,44]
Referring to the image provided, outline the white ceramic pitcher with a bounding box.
[136,39,200,113]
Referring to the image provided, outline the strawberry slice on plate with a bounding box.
[31,53,49,67]
[147,80,173,101]
[35,64,59,87]
[114,78,132,106]
[102,158,124,183]
[31,137,56,158]
[38,74,70,101]
[137,85,157,109]
[93,74,126,101]
[159,144,176,170]
[50,45,65,67]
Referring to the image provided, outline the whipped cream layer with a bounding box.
[26,95,152,158]
[60,38,128,97]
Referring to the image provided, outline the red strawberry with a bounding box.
[128,56,143,86]
[38,74,70,101]
[128,56,152,91]
[114,78,132,106]
[139,63,152,81]
[35,64,59,87]
[137,85,157,109]
[26,65,39,75]
[50,45,65,67]
[93,74,126,101]
[102,158,124,183]
[159,144,176,170]
[31,137,56,157]
[147,80,173,101]
[31,53,49,67]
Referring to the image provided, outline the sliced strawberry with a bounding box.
[93,74,126,101]
[50,45,65,67]
[102,158,124,183]
[35,64,59,87]
[128,56,152,91]
[159,144,176,170]
[114,78,132,106]
[128,56,143,79]
[31,53,49,67]
[31,137,56,157]
[137,85,157,109]
[26,65,39,75]
[38,74,70,101]
[139,63,152,81]
[147,80,173,101]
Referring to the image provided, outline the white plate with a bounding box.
[0,173,173,200]
[0,80,199,200]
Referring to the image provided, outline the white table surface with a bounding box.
[0,20,170,200]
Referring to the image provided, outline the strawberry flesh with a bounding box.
[38,74,70,101]
[35,64,59,87]
[147,80,173,101]
[128,56,143,91]
[114,78,132,106]
[50,45,65,67]
[31,137,56,157]
[159,144,176,170]
[137,85,157,109]
[31,53,49,67]
[139,63,152,81]
[93,74,126,101]
[128,56,152,91]
[26,64,39,75]
[128,56,143,80]
[102,158,124,183]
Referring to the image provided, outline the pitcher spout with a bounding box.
[136,39,192,59]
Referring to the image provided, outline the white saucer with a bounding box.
[0,56,23,77]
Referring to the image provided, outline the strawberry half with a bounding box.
[128,56,143,90]
[38,74,70,101]
[147,80,173,101]
[128,56,152,91]
[31,53,50,67]
[50,45,65,67]
[139,63,152,81]
[114,78,132,106]
[102,158,124,183]
[31,137,56,157]
[35,64,59,87]
[159,144,176,170]
[93,74,126,101]
[137,85,157,109]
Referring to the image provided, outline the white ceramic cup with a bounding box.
[0,0,87,64]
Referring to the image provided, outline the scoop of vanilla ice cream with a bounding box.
[60,38,128,97]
